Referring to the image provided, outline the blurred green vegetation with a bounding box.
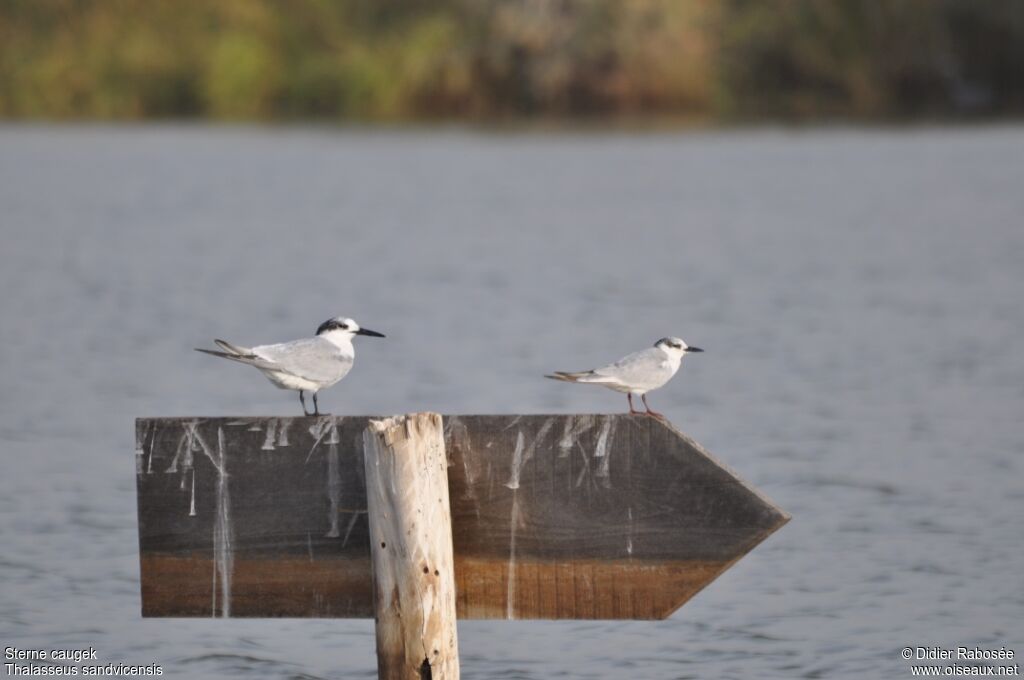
[1,0,1022,121]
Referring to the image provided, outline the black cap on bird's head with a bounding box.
[655,337,703,353]
[316,317,385,338]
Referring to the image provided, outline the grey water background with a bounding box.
[2,125,1022,679]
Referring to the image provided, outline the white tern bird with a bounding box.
[546,336,703,419]
[195,316,385,415]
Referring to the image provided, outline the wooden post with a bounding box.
[362,413,459,680]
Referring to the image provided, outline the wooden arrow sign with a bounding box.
[135,415,788,620]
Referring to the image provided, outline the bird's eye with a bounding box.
[338,323,348,330]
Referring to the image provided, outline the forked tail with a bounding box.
[195,339,263,366]
[544,371,593,383]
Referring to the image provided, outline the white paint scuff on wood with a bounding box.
[325,441,342,538]
[501,418,554,621]
[594,415,618,486]
[214,428,233,617]
[558,414,594,457]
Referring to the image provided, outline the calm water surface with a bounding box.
[1,125,1022,679]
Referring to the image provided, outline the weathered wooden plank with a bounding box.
[135,414,788,620]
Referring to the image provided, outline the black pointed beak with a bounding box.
[686,346,704,353]
[355,327,385,338]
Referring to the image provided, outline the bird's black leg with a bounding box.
[627,393,642,416]
[312,392,320,416]
[641,394,666,421]
[299,390,310,416]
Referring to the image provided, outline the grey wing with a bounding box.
[254,338,353,383]
[593,347,669,385]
